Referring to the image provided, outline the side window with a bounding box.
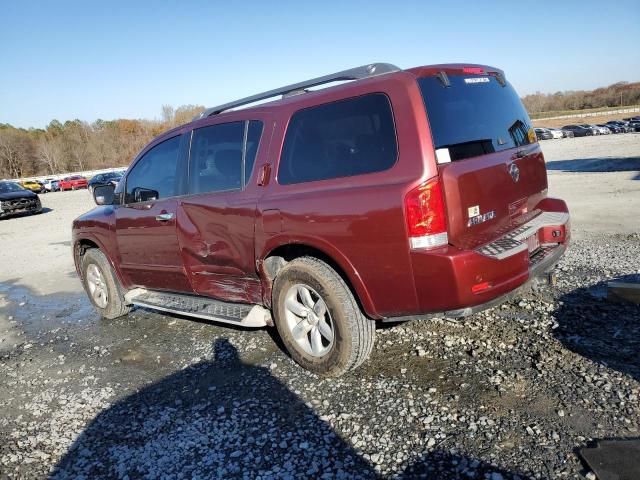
[189,120,264,194]
[190,122,244,194]
[125,135,181,203]
[245,120,264,184]
[278,93,397,185]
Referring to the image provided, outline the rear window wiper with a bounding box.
[436,71,451,88]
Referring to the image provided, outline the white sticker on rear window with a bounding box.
[464,77,490,84]
[435,148,451,164]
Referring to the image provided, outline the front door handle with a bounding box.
[155,212,174,221]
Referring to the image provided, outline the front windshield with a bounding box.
[0,182,26,193]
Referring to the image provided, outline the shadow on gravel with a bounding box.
[546,156,640,175]
[50,339,375,479]
[553,275,640,382]
[49,339,525,479]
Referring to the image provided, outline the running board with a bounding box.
[124,289,270,327]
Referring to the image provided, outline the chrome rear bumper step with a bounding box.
[124,289,271,327]
[476,212,569,260]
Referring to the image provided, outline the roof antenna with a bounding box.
[436,71,451,88]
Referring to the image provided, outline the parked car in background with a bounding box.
[561,125,594,137]
[600,124,621,134]
[547,128,564,139]
[88,171,124,194]
[628,121,640,132]
[606,121,632,133]
[59,176,88,191]
[534,128,553,140]
[0,181,42,218]
[561,129,574,138]
[42,178,55,192]
[73,62,570,376]
[21,179,44,193]
[578,124,603,135]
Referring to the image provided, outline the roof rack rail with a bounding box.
[195,63,401,119]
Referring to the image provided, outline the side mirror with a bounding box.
[133,187,159,203]
[93,184,116,206]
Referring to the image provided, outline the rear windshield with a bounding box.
[418,75,533,162]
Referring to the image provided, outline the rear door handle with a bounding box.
[155,212,174,221]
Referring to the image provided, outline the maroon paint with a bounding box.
[72,64,570,320]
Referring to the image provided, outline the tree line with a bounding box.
[521,81,640,115]
[2,79,639,179]
[0,105,203,179]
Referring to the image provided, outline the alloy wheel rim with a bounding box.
[283,284,334,358]
[86,263,108,308]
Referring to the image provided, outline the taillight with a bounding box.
[463,67,484,74]
[405,178,448,249]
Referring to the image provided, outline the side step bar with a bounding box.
[124,289,271,328]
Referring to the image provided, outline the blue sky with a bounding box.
[1,0,639,129]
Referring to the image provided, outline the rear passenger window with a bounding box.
[189,120,264,194]
[278,94,397,185]
[190,122,244,194]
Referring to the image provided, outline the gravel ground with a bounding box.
[0,135,639,479]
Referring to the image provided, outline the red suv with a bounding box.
[72,63,569,376]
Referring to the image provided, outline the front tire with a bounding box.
[81,249,131,319]
[272,256,375,377]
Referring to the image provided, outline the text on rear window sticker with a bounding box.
[464,77,490,84]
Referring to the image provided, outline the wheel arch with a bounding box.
[259,240,379,319]
[73,235,126,288]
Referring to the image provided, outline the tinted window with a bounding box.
[418,75,533,162]
[278,94,397,185]
[189,120,264,194]
[190,122,244,194]
[125,135,181,203]
[245,120,264,184]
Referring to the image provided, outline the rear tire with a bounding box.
[81,248,131,319]
[272,256,375,377]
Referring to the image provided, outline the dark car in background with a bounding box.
[599,124,621,134]
[534,128,553,140]
[606,121,632,133]
[88,171,124,194]
[0,181,42,219]
[561,125,594,137]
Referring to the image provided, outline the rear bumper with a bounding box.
[385,242,564,322]
[388,202,569,320]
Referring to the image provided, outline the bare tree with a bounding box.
[37,137,62,174]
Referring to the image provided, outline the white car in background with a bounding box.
[548,128,564,139]
[42,178,59,192]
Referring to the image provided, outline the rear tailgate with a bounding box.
[417,69,548,250]
[438,145,547,249]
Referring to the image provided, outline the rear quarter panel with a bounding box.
[256,72,438,318]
